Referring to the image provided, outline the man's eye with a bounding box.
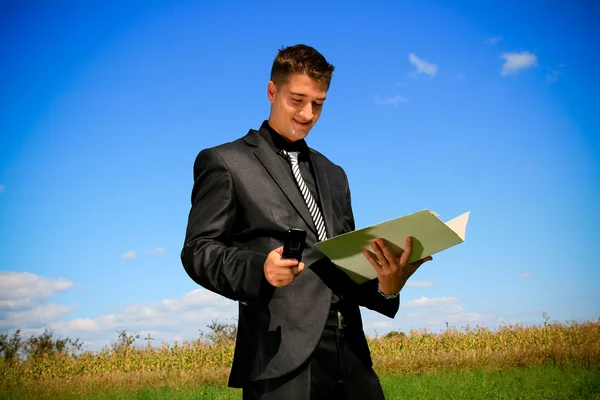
[292,99,302,103]
[314,103,323,108]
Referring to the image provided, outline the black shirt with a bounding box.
[260,120,322,211]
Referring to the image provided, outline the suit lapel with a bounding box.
[310,152,335,239]
[244,128,336,239]
[252,141,316,233]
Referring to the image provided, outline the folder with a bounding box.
[315,210,470,283]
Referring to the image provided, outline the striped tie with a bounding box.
[280,150,328,242]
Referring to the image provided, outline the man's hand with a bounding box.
[363,236,432,295]
[264,246,305,287]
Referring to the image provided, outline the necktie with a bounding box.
[280,150,328,242]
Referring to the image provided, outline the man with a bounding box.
[181,44,432,399]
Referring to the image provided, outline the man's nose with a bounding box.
[298,103,314,121]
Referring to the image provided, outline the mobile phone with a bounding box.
[282,228,306,262]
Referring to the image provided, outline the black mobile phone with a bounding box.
[282,228,306,262]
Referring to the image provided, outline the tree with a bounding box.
[202,320,237,344]
[111,330,140,352]
[0,329,23,362]
[23,327,83,358]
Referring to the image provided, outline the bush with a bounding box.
[0,327,83,361]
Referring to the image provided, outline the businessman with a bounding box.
[181,44,432,399]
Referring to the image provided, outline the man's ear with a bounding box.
[267,80,276,103]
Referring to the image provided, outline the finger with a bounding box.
[376,238,398,268]
[277,258,300,267]
[364,250,383,274]
[290,262,303,274]
[268,271,293,287]
[414,256,433,267]
[280,259,304,274]
[371,240,389,271]
[399,236,413,266]
[273,246,284,256]
[408,256,433,275]
[293,262,305,277]
[274,266,296,280]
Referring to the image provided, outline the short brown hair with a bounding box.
[270,44,335,90]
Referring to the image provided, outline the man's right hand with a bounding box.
[264,246,304,287]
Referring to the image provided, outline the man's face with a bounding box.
[267,73,327,142]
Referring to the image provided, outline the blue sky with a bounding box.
[1,0,598,350]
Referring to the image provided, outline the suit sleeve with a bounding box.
[338,167,400,319]
[180,148,275,303]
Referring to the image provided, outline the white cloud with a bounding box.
[371,321,393,329]
[375,95,408,107]
[0,184,4,193]
[0,272,73,309]
[501,51,538,75]
[66,318,97,331]
[163,289,226,311]
[485,36,503,45]
[406,281,434,288]
[402,296,459,307]
[0,298,33,309]
[121,251,137,259]
[0,272,76,329]
[441,304,465,313]
[68,289,236,349]
[409,53,438,77]
[405,305,488,327]
[0,304,74,329]
[0,285,238,352]
[147,246,165,254]
[517,273,532,279]
[360,296,493,337]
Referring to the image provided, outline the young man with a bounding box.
[181,44,432,400]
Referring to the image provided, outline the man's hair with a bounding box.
[270,44,335,90]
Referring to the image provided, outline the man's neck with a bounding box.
[263,120,306,153]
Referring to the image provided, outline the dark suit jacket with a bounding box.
[181,123,400,388]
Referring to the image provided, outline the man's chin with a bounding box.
[292,124,312,137]
[290,129,310,141]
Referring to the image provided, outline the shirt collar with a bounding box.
[260,120,310,155]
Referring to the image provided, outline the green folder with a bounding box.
[315,209,470,283]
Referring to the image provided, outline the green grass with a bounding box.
[71,385,240,400]
[380,365,600,399]
[1,384,242,400]
[4,365,598,399]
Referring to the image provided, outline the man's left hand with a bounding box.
[363,236,432,295]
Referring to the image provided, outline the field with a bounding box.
[1,319,599,399]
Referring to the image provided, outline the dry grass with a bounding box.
[1,319,598,398]
[369,320,600,375]
[2,369,233,399]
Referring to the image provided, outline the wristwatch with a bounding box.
[378,285,400,299]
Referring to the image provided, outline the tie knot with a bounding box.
[280,150,300,163]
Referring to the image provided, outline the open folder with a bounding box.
[315,209,470,283]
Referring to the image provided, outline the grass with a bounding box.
[1,319,599,399]
[379,365,600,400]
[3,365,597,399]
